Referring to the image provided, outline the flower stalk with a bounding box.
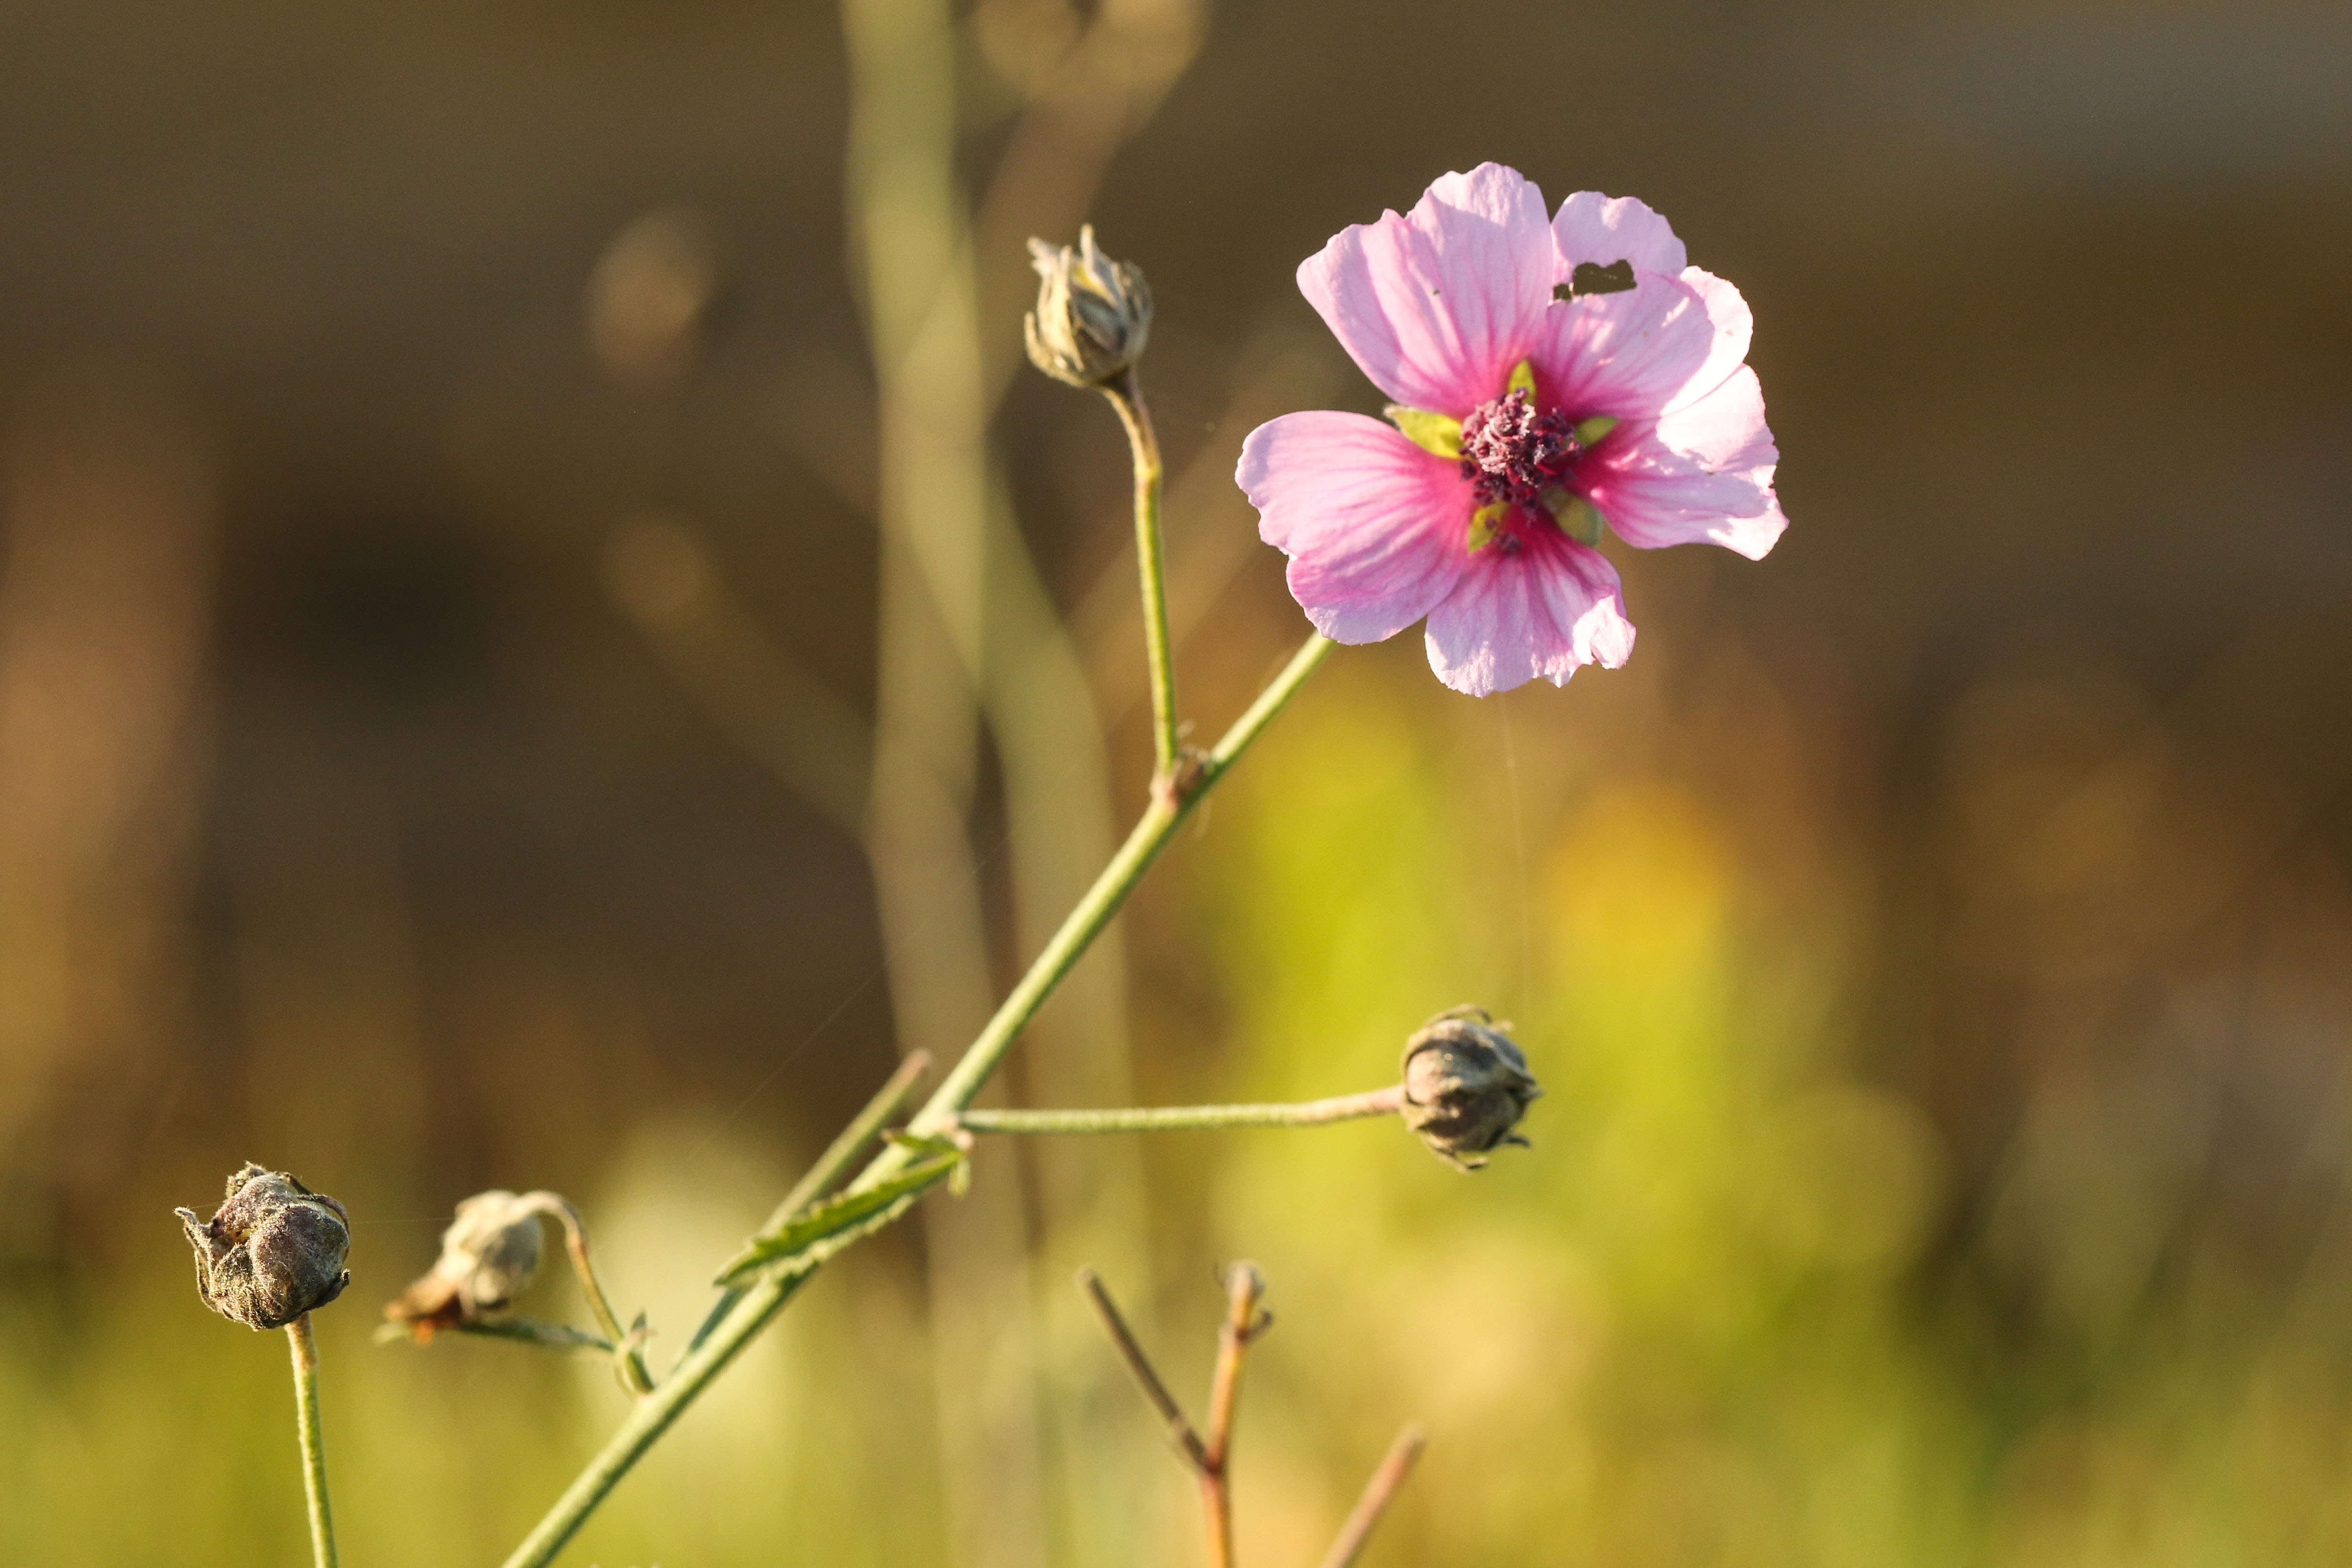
[957,1085,1402,1136]
[286,1314,338,1568]
[1103,368,1182,780]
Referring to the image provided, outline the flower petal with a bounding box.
[1528,274,1723,421]
[1583,366,1785,560]
[1298,163,1557,417]
[1422,530,1635,696]
[1552,191,1687,277]
[1238,410,1470,643]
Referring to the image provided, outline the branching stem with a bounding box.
[515,1192,653,1397]
[498,633,1332,1568]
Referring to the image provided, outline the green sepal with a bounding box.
[1543,488,1605,547]
[1506,359,1537,399]
[1573,415,1619,446]
[1384,404,1461,460]
[1466,501,1511,553]
[713,1146,967,1287]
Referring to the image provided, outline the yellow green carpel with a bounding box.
[1544,488,1606,547]
[1507,359,1537,400]
[1466,501,1511,553]
[1385,404,1462,460]
[1574,415,1619,446]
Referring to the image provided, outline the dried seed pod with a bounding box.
[1399,1008,1542,1169]
[1024,225,1152,388]
[175,1163,352,1330]
[383,1189,546,1339]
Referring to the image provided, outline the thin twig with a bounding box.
[1077,1267,1209,1471]
[960,1086,1402,1136]
[285,1314,338,1568]
[1200,1263,1267,1568]
[1317,1423,1427,1568]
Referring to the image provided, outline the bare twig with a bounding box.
[1317,1423,1427,1568]
[1077,1267,1209,1471]
[1200,1262,1267,1568]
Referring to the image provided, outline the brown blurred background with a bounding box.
[1,1,2349,1564]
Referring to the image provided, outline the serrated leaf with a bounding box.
[1383,404,1461,460]
[713,1150,966,1287]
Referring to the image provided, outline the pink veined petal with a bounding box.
[1552,191,1687,276]
[1422,529,1635,696]
[1238,410,1470,644]
[1527,274,1723,422]
[1583,366,1786,560]
[1297,163,1558,417]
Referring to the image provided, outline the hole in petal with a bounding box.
[1560,260,1637,298]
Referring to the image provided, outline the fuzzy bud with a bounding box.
[383,1189,546,1339]
[1399,1009,1542,1169]
[175,1163,352,1330]
[1024,225,1152,388]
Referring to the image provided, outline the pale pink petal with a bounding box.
[1662,267,1753,413]
[1583,367,1785,560]
[1238,410,1470,643]
[1527,274,1722,421]
[1298,163,1557,417]
[1552,191,1687,276]
[1423,531,1635,696]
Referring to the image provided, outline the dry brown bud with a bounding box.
[383,1189,546,1340]
[1024,225,1153,388]
[1399,1008,1542,1169]
[175,1163,351,1330]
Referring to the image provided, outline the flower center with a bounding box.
[1459,389,1580,508]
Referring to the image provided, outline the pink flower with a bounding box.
[1236,164,1786,696]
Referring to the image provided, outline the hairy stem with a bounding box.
[286,1314,338,1568]
[1103,370,1179,778]
[959,1085,1403,1136]
[498,633,1334,1568]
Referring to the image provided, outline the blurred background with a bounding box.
[2,0,2349,1563]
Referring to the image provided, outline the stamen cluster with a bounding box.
[1459,389,1578,506]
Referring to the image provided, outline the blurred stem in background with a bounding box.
[843,0,1051,1546]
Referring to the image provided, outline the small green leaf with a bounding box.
[1384,404,1461,459]
[1466,502,1510,553]
[1506,359,1537,400]
[1572,415,1619,446]
[714,1149,966,1286]
[1544,489,1605,547]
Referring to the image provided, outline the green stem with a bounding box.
[286,1314,338,1568]
[497,631,1334,1568]
[1104,370,1179,779]
[959,1086,1401,1135]
[684,1050,933,1356]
